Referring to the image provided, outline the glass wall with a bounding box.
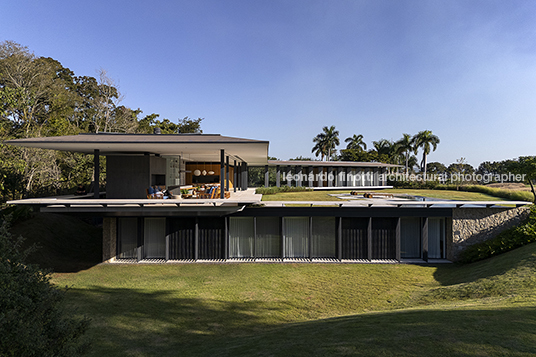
[371,218,397,259]
[229,217,255,258]
[143,218,166,258]
[400,217,421,259]
[311,217,336,258]
[284,217,309,258]
[428,217,445,259]
[341,217,368,259]
[118,218,138,259]
[256,217,281,258]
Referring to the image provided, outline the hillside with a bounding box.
[50,242,536,356]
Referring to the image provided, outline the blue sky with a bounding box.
[3,0,536,167]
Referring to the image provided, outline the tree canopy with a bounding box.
[0,41,204,202]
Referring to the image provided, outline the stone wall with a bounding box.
[450,206,531,261]
[102,217,117,262]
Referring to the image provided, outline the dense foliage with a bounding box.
[460,205,536,263]
[0,216,90,356]
[0,41,203,203]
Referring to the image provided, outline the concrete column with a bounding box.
[234,160,237,192]
[337,217,342,260]
[194,218,199,261]
[102,217,116,262]
[93,149,100,198]
[297,166,302,187]
[220,149,225,199]
[308,166,314,187]
[244,163,248,190]
[396,218,401,262]
[276,165,281,187]
[225,156,230,192]
[422,217,429,262]
[264,165,269,187]
[287,166,291,187]
[241,162,248,190]
[344,167,349,187]
[367,217,372,261]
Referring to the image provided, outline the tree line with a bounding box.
[309,125,536,195]
[0,41,202,202]
[311,125,440,177]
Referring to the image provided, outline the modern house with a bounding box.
[5,132,531,264]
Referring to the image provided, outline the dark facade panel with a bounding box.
[167,218,195,260]
[341,217,368,259]
[197,217,225,259]
[371,218,397,259]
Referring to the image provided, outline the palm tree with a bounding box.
[394,133,414,176]
[312,137,326,161]
[311,125,340,161]
[344,134,367,152]
[413,130,440,179]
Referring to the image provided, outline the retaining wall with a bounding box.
[450,206,531,261]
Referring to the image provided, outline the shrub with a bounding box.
[460,205,536,263]
[0,216,90,356]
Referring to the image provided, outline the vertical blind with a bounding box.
[167,218,195,260]
[311,217,336,258]
[428,218,445,259]
[143,218,166,258]
[256,217,281,258]
[341,218,368,259]
[371,218,396,259]
[400,217,421,258]
[118,218,138,259]
[284,217,309,258]
[229,217,255,258]
[198,218,224,259]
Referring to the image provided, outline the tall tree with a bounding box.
[413,130,440,179]
[394,133,414,176]
[509,156,536,202]
[311,125,339,161]
[372,139,393,156]
[344,134,367,152]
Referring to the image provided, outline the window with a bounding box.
[428,218,445,259]
[256,217,281,258]
[400,217,421,259]
[311,217,336,258]
[284,217,309,258]
[143,218,166,259]
[229,217,255,258]
[118,218,138,259]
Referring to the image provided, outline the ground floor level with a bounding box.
[104,209,452,264]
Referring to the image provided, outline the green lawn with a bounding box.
[52,242,536,356]
[261,188,504,201]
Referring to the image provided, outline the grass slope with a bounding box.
[52,243,536,356]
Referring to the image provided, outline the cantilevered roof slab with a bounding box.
[4,133,270,165]
[268,160,402,168]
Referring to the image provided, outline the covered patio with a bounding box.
[5,132,270,200]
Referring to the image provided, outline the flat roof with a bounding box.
[4,133,270,165]
[7,198,530,210]
[268,160,402,168]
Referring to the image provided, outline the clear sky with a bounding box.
[3,0,536,167]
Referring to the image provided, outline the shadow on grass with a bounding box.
[66,286,536,356]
